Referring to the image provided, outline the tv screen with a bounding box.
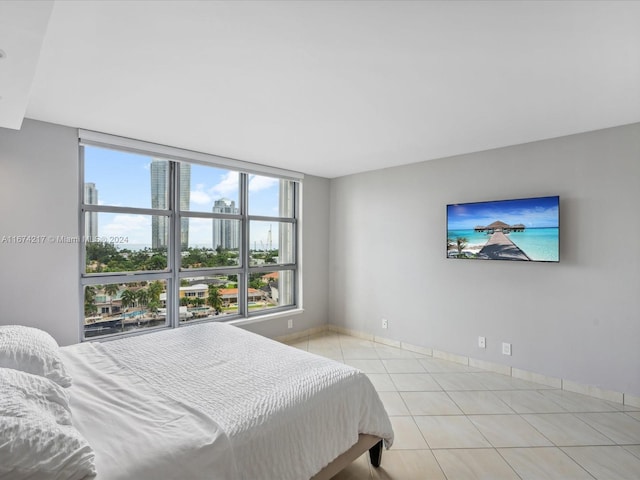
[447,196,559,262]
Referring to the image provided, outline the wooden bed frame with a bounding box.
[310,434,383,480]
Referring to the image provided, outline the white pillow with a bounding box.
[0,417,96,480]
[0,325,72,387]
[0,367,96,480]
[0,367,72,426]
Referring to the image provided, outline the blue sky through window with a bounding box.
[84,146,285,247]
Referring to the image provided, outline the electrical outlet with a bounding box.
[381,318,388,329]
[287,319,293,329]
[478,336,486,348]
[502,342,512,356]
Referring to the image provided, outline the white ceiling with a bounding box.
[0,1,53,129]
[2,1,639,178]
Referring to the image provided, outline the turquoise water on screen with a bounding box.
[448,228,559,262]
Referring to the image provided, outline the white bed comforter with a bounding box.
[60,323,393,480]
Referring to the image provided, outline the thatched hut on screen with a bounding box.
[474,220,526,234]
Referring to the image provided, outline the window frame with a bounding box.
[78,131,303,340]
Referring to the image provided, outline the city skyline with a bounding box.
[84,145,286,248]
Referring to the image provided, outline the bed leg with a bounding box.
[369,440,383,468]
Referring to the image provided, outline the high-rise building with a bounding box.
[150,160,168,249]
[212,198,239,250]
[179,163,191,249]
[84,183,98,239]
[150,160,191,249]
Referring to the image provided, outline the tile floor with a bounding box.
[286,332,640,480]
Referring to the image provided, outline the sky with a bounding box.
[447,196,559,230]
[84,146,288,248]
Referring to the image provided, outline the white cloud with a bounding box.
[249,175,278,192]
[190,188,211,205]
[186,218,212,245]
[100,214,151,244]
[210,171,240,198]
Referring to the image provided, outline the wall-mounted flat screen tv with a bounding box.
[447,196,559,262]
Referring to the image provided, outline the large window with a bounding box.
[80,132,301,339]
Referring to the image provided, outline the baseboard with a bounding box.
[561,379,624,404]
[274,325,327,343]
[433,349,469,366]
[470,358,511,377]
[625,393,640,409]
[324,324,639,408]
[399,341,432,356]
[327,324,374,341]
[511,367,562,389]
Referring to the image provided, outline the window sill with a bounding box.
[229,308,304,327]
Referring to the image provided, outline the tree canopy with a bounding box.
[85,242,245,273]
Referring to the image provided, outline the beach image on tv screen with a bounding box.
[447,196,559,262]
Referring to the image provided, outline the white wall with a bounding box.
[0,120,80,345]
[0,119,330,345]
[329,123,640,397]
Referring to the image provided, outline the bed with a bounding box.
[0,323,393,480]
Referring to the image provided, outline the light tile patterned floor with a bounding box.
[286,332,640,480]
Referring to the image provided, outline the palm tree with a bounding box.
[147,299,160,318]
[456,237,468,257]
[120,289,137,332]
[84,286,97,316]
[148,281,163,303]
[207,284,223,314]
[103,284,119,315]
[194,297,205,307]
[136,289,149,307]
